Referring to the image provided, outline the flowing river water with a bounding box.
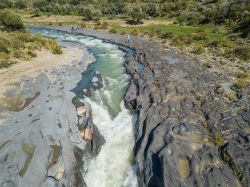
[29,28,138,187]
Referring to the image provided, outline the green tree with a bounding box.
[147,3,158,17]
[0,10,24,31]
[0,0,13,9]
[130,6,145,23]
[14,0,27,9]
[81,5,101,21]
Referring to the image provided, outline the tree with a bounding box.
[0,10,24,31]
[147,3,158,18]
[0,0,13,9]
[14,0,27,9]
[81,5,101,21]
[130,6,145,23]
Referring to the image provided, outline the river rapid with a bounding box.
[29,27,138,187]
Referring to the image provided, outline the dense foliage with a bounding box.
[5,0,247,37]
[0,0,249,62]
[0,10,24,30]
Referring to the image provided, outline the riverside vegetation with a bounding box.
[0,9,62,68]
[1,0,249,62]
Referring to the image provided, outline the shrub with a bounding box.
[80,22,86,28]
[32,9,41,17]
[16,32,34,42]
[214,132,223,147]
[130,29,138,36]
[233,46,250,61]
[146,2,159,18]
[0,37,10,53]
[160,32,173,39]
[100,21,109,29]
[0,10,24,31]
[192,33,208,41]
[81,5,101,21]
[0,52,10,68]
[193,45,205,54]
[11,39,25,49]
[207,40,220,48]
[46,39,63,54]
[14,0,27,9]
[109,28,117,33]
[129,6,145,23]
[0,0,12,9]
[203,61,212,68]
[27,50,37,58]
[13,50,23,58]
[238,72,249,79]
[235,79,247,90]
[172,36,184,46]
[154,79,161,87]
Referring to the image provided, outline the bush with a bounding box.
[235,79,247,90]
[130,29,138,36]
[0,52,10,68]
[172,36,184,46]
[16,32,34,42]
[233,46,250,61]
[80,22,86,28]
[146,3,159,18]
[160,32,173,39]
[0,0,12,9]
[207,40,220,48]
[109,28,117,33]
[14,0,27,9]
[81,5,102,21]
[193,45,205,54]
[0,10,24,31]
[46,39,63,54]
[0,37,10,53]
[32,9,42,17]
[13,50,23,58]
[100,21,109,29]
[129,6,145,23]
[27,50,37,58]
[238,72,249,79]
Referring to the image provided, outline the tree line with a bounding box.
[1,0,249,37]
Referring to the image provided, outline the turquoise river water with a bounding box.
[29,28,138,187]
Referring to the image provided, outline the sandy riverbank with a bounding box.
[0,46,83,99]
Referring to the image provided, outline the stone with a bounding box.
[76,106,86,117]
[92,77,99,83]
[84,128,93,141]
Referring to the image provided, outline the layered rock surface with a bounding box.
[62,27,249,187]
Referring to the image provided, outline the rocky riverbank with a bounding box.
[0,26,249,187]
[0,41,106,187]
[55,26,249,187]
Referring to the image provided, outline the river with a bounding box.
[29,27,138,187]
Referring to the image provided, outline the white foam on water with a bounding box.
[84,99,137,187]
[29,28,138,187]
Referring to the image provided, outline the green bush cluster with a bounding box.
[46,39,63,54]
[233,46,250,61]
[0,10,24,31]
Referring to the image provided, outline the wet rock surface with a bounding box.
[56,27,250,187]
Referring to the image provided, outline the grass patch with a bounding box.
[19,143,35,177]
[0,30,63,68]
[47,144,61,169]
